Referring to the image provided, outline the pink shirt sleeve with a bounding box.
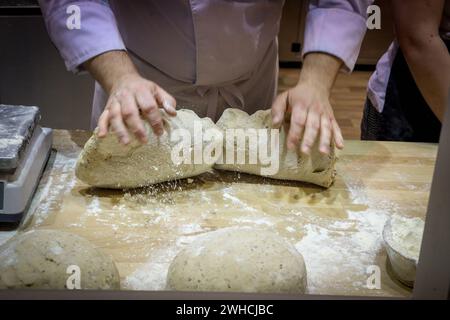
[302,0,374,72]
[38,0,126,73]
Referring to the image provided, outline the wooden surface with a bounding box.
[17,130,437,297]
[278,69,372,140]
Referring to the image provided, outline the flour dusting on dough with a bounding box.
[388,215,424,260]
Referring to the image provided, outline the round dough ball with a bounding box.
[166,227,307,293]
[0,229,120,289]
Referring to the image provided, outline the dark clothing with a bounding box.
[361,39,449,142]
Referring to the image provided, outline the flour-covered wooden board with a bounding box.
[18,130,437,297]
[0,104,39,170]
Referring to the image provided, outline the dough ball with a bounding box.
[0,229,120,289]
[166,227,307,293]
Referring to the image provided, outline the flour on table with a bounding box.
[123,235,204,291]
[295,209,388,293]
[123,246,180,290]
[0,231,16,246]
[23,150,79,227]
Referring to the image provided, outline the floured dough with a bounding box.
[383,215,425,286]
[387,215,424,260]
[0,229,120,289]
[166,227,307,293]
[214,108,336,187]
[76,109,223,188]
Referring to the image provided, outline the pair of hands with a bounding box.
[98,72,343,155]
[90,51,343,154]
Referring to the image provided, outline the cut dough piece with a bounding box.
[76,109,223,188]
[214,108,336,187]
[166,227,307,293]
[0,229,120,289]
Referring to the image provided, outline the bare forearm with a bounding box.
[392,0,448,121]
[83,50,138,94]
[298,53,343,95]
[402,39,450,121]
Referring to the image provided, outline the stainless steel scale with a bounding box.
[0,104,52,223]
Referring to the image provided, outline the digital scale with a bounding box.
[0,104,52,223]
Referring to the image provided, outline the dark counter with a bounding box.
[0,0,38,7]
[0,0,40,15]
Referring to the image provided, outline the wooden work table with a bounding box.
[14,130,438,297]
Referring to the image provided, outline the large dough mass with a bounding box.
[166,227,307,293]
[0,229,120,289]
[214,108,336,187]
[76,108,336,188]
[76,109,222,188]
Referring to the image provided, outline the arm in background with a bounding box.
[272,0,374,154]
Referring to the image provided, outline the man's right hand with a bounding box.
[98,73,176,144]
[84,51,177,145]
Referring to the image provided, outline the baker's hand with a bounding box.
[271,81,344,155]
[97,73,177,145]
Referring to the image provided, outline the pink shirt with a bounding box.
[38,0,369,74]
[304,0,450,113]
[39,0,450,116]
[38,0,282,83]
[367,1,450,112]
[38,0,284,124]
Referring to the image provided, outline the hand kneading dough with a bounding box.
[0,230,120,289]
[166,227,307,293]
[76,109,222,188]
[214,108,336,187]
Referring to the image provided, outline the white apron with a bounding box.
[91,0,284,128]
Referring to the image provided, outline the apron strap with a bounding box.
[196,85,245,120]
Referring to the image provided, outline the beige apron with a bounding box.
[92,0,284,128]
